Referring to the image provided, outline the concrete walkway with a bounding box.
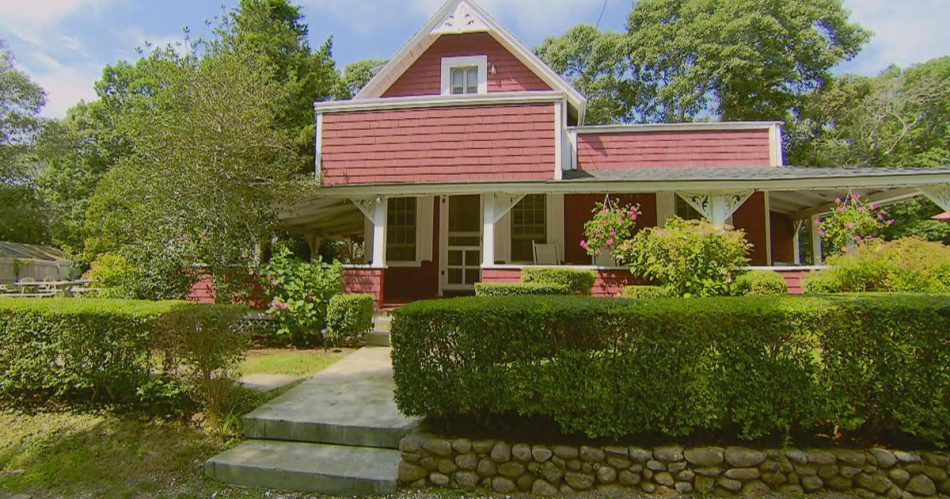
[206,347,419,495]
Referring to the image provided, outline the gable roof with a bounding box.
[355,0,587,120]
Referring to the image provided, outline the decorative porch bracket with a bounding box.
[490,193,526,223]
[350,196,381,222]
[677,191,754,226]
[921,184,950,212]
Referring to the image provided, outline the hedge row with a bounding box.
[326,294,375,344]
[521,268,596,295]
[0,298,247,409]
[391,294,950,444]
[475,282,571,296]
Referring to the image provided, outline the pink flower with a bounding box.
[814,219,822,226]
[627,210,636,217]
[601,220,609,226]
[594,228,602,235]
[887,219,895,225]
[845,222,854,229]
[878,213,885,220]
[606,239,615,246]
[609,231,617,237]
[870,204,879,210]
[855,235,864,242]
[837,207,845,213]
[818,230,826,236]
[853,193,861,200]
[580,240,589,249]
[836,198,843,204]
[601,209,609,215]
[270,299,289,311]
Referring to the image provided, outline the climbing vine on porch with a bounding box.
[581,199,641,258]
[816,193,894,254]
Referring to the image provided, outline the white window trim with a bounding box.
[441,55,488,96]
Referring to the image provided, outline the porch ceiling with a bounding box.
[279,198,364,238]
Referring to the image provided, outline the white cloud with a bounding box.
[30,64,101,118]
[118,28,190,57]
[840,0,950,74]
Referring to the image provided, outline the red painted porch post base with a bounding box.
[342,268,387,310]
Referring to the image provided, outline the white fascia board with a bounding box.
[571,121,785,134]
[314,91,564,113]
[304,173,950,199]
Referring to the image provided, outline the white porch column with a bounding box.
[678,191,754,226]
[792,220,804,266]
[372,198,388,269]
[482,194,496,267]
[810,214,823,265]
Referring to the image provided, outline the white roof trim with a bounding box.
[314,91,563,113]
[354,0,587,119]
[571,122,784,134]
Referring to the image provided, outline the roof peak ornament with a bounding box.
[431,1,490,35]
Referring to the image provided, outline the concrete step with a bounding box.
[366,330,391,347]
[243,347,417,449]
[205,440,399,495]
[373,313,392,333]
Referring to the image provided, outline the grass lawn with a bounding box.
[239,348,352,377]
[0,348,353,498]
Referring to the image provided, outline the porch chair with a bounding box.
[532,242,560,265]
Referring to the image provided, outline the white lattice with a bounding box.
[678,191,754,226]
[921,184,950,212]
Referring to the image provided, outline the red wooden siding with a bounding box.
[342,268,386,309]
[187,274,216,304]
[563,193,657,265]
[777,270,810,295]
[577,130,772,170]
[382,33,551,97]
[733,192,768,266]
[770,211,797,265]
[482,268,637,298]
[321,103,556,185]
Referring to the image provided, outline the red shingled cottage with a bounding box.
[280,0,950,309]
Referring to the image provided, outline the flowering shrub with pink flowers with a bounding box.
[581,200,641,258]
[259,246,342,346]
[816,193,893,254]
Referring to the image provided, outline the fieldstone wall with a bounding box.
[398,434,950,497]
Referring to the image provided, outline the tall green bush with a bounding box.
[475,282,571,296]
[734,270,789,296]
[326,294,375,346]
[617,218,751,297]
[805,238,950,294]
[259,247,342,346]
[521,267,597,295]
[392,295,950,444]
[0,298,248,415]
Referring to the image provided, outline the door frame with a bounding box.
[439,194,483,295]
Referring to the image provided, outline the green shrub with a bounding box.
[392,294,950,444]
[621,285,676,299]
[474,282,571,296]
[617,218,751,297]
[521,267,597,295]
[326,294,375,345]
[805,238,950,294]
[0,298,247,417]
[259,247,342,347]
[84,253,142,299]
[734,270,789,296]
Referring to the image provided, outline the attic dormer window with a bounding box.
[441,55,488,95]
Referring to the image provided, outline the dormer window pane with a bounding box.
[465,67,478,93]
[450,66,480,95]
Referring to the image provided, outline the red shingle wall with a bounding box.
[321,103,556,185]
[382,33,551,97]
[342,268,386,309]
[577,130,772,170]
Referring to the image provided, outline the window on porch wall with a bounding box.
[675,196,703,221]
[387,197,417,262]
[511,194,547,263]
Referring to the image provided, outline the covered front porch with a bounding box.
[281,167,950,308]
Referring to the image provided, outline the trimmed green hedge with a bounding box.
[734,270,789,296]
[0,298,247,409]
[522,267,597,295]
[326,294,375,345]
[622,285,675,299]
[391,294,950,443]
[475,282,571,296]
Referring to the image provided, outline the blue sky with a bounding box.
[1,0,948,118]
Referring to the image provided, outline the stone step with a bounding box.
[373,313,392,333]
[366,330,391,347]
[205,440,399,495]
[243,347,417,449]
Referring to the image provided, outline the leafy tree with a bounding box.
[86,47,303,300]
[217,0,343,173]
[341,58,386,98]
[536,25,641,124]
[0,38,48,243]
[788,57,950,168]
